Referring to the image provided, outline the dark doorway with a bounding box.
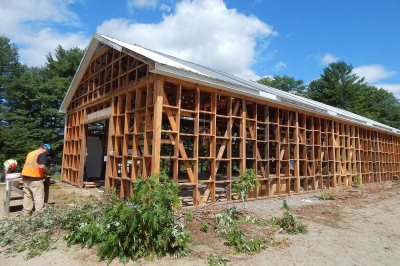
[84,120,108,182]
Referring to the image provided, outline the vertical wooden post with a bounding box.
[294,112,300,193]
[151,77,163,174]
[240,99,246,173]
[61,114,68,182]
[105,100,115,191]
[78,109,87,188]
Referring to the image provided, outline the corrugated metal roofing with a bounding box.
[60,34,400,135]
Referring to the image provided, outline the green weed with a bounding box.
[201,222,210,233]
[270,200,307,234]
[207,253,230,266]
[319,191,337,200]
[0,173,191,262]
[232,169,258,201]
[353,174,361,188]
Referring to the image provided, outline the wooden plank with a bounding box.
[151,78,164,174]
[294,112,300,193]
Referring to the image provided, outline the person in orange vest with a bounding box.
[21,144,50,214]
[1,159,18,182]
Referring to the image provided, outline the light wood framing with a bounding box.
[61,45,400,206]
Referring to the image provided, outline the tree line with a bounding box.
[0,36,84,167]
[1,35,399,169]
[258,63,400,129]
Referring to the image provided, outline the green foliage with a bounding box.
[214,208,266,254]
[258,75,306,95]
[201,222,210,233]
[226,228,265,253]
[319,191,337,200]
[393,179,400,185]
[353,174,361,188]
[0,174,191,262]
[66,173,190,262]
[207,253,230,266]
[0,206,62,259]
[306,61,400,129]
[232,169,258,201]
[185,210,194,222]
[307,61,365,110]
[270,200,307,234]
[0,41,84,164]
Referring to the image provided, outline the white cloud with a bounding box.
[127,0,158,10]
[353,65,395,83]
[321,53,338,65]
[159,3,172,12]
[98,0,276,80]
[0,0,88,66]
[273,61,287,72]
[374,83,400,98]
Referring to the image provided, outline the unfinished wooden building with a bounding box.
[60,34,400,206]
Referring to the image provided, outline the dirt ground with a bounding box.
[1,181,400,265]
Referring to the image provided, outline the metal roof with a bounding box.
[60,34,400,135]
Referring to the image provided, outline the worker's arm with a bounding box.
[37,153,49,175]
[38,164,49,174]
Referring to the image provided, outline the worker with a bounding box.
[1,159,18,182]
[21,144,50,214]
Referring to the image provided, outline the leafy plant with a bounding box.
[353,174,361,188]
[0,173,191,262]
[214,208,266,253]
[201,222,210,233]
[226,228,265,253]
[66,173,191,262]
[270,200,307,234]
[207,253,230,266]
[319,191,337,200]
[232,169,258,201]
[184,211,194,222]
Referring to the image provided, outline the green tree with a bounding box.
[0,44,84,165]
[41,46,84,163]
[0,36,22,122]
[306,61,366,111]
[258,75,306,95]
[305,61,400,129]
[359,86,400,129]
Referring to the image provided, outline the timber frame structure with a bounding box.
[60,34,400,206]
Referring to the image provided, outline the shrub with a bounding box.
[232,169,258,201]
[270,200,307,234]
[0,173,191,262]
[214,207,266,253]
[66,173,191,262]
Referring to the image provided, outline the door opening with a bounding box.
[84,120,108,183]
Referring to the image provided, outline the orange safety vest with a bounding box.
[21,149,46,178]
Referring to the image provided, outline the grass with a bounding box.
[378,194,386,200]
[323,220,342,229]
[321,207,343,228]
[51,173,61,181]
[319,191,337,200]
[321,207,342,220]
[207,253,229,266]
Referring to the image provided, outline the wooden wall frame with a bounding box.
[61,45,400,206]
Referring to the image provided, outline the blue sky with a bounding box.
[1,0,399,97]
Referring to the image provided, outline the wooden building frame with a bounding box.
[60,34,400,206]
